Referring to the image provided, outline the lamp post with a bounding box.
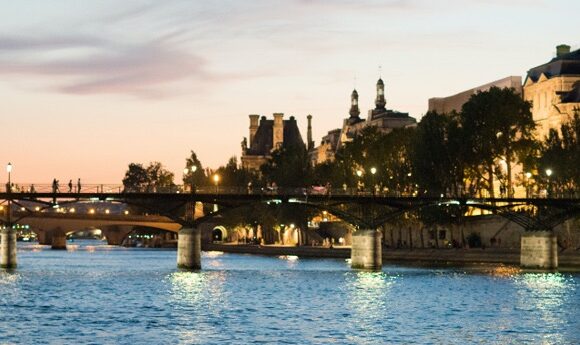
[213,174,220,194]
[525,172,532,198]
[370,167,377,196]
[545,168,553,198]
[183,165,198,193]
[6,163,12,226]
[6,162,12,193]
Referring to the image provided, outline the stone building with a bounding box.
[241,113,309,171]
[311,78,416,164]
[523,44,580,138]
[428,76,522,114]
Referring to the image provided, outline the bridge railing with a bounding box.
[2,183,578,198]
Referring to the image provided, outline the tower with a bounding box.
[249,114,260,147]
[349,89,360,119]
[375,78,386,110]
[273,113,284,150]
[307,114,314,150]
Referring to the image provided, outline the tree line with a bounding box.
[122,87,579,197]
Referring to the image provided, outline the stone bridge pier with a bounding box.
[101,226,134,246]
[177,228,201,270]
[351,229,382,270]
[520,231,558,270]
[1,228,17,268]
[35,228,67,249]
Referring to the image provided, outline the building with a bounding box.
[523,44,580,138]
[311,78,417,164]
[241,113,308,171]
[428,76,522,114]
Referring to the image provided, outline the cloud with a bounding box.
[0,34,209,98]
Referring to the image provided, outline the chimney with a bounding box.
[273,113,284,150]
[556,44,571,58]
[307,114,313,150]
[249,114,260,147]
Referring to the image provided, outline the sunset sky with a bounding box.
[1,0,578,184]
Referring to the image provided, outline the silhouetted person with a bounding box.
[77,178,81,193]
[30,184,36,193]
[68,180,73,193]
[52,179,60,193]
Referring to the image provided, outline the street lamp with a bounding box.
[356,169,363,194]
[6,162,12,193]
[6,163,12,228]
[183,165,198,193]
[525,172,532,198]
[545,168,553,198]
[213,174,220,194]
[370,167,377,195]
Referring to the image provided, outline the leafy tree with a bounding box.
[183,150,207,189]
[460,87,535,197]
[261,145,312,188]
[538,110,580,196]
[122,163,149,192]
[146,162,175,192]
[122,162,175,192]
[214,156,259,189]
[411,111,466,197]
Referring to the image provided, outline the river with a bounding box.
[0,240,578,344]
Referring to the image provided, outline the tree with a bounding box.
[411,111,466,197]
[146,162,175,192]
[261,145,312,188]
[122,163,149,192]
[460,87,535,198]
[122,162,175,192]
[214,156,258,189]
[538,110,580,196]
[183,150,207,188]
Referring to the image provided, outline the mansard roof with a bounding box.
[526,48,580,83]
[246,116,305,156]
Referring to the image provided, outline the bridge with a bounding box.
[1,188,579,271]
[19,212,180,248]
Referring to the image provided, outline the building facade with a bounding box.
[311,78,417,164]
[241,113,308,171]
[428,76,522,113]
[523,44,580,138]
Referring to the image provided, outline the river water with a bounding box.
[0,241,578,344]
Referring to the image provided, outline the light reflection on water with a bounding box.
[0,241,578,345]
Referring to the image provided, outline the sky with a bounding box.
[1,0,579,184]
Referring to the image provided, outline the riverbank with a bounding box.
[203,243,580,268]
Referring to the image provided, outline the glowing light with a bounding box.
[89,209,95,214]
[213,174,220,183]
[105,209,110,214]
[69,208,75,213]
[370,167,377,175]
[124,210,129,215]
[356,170,363,177]
[545,169,553,177]
[525,172,532,179]
[34,206,40,211]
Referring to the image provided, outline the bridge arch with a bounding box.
[211,226,228,243]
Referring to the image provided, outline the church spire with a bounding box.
[375,78,386,110]
[349,89,360,118]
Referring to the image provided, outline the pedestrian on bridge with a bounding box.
[52,179,60,193]
[68,180,73,193]
[77,178,81,193]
